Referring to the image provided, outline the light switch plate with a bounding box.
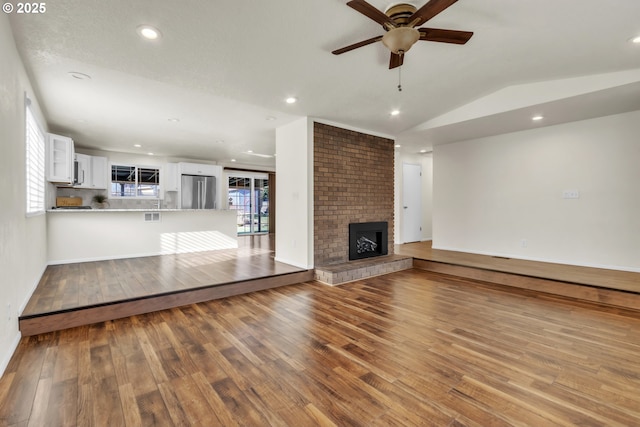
[562,190,580,199]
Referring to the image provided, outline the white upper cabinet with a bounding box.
[46,133,74,184]
[179,162,220,176]
[74,153,91,188]
[90,156,108,189]
[75,154,108,189]
[165,163,180,192]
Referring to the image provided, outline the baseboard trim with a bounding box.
[273,257,312,270]
[430,245,640,274]
[47,251,165,265]
[0,331,22,378]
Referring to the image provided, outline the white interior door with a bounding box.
[402,163,422,243]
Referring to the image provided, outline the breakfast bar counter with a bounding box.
[47,209,237,264]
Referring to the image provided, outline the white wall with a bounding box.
[274,117,314,268]
[48,210,237,264]
[394,151,433,244]
[433,110,640,271]
[0,15,49,375]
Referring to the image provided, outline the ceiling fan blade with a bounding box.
[419,27,473,44]
[332,35,383,55]
[408,0,459,27]
[347,0,394,27]
[389,52,404,69]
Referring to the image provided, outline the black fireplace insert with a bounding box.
[349,221,388,260]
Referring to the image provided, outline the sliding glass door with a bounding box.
[228,173,269,235]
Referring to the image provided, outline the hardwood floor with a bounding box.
[20,234,313,335]
[3,269,640,426]
[395,241,640,293]
[397,241,640,312]
[23,234,300,317]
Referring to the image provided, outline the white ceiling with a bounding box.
[9,0,640,168]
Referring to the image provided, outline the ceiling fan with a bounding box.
[332,0,473,69]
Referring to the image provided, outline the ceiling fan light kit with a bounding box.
[333,0,473,69]
[382,27,420,54]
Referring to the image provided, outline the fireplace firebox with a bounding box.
[349,221,388,260]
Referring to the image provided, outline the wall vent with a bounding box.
[144,212,160,222]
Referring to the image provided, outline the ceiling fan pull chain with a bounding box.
[398,59,402,92]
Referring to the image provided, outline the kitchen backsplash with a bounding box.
[55,187,177,209]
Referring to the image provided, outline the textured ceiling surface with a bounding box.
[9,0,640,167]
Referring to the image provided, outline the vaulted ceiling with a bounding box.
[9,0,640,168]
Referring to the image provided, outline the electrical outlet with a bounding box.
[562,190,580,199]
[6,303,11,322]
[521,239,528,248]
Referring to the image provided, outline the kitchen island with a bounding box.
[47,209,237,264]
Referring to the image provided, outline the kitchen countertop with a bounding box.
[47,208,228,212]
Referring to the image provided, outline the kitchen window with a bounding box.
[25,98,45,215]
[110,164,160,198]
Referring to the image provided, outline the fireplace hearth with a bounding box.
[349,222,388,260]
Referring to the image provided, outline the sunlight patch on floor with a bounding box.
[160,230,238,254]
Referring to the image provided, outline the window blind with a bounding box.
[25,104,45,215]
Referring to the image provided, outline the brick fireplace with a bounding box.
[313,122,395,266]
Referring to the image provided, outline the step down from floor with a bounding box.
[413,259,640,312]
[19,270,314,336]
[314,254,413,286]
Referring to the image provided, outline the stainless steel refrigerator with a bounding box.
[181,174,216,209]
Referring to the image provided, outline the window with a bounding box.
[228,173,269,234]
[25,100,45,215]
[111,164,160,197]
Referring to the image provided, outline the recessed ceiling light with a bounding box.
[395,144,401,148]
[230,159,236,162]
[420,149,427,153]
[68,71,91,80]
[247,150,253,153]
[630,35,640,44]
[147,152,154,156]
[133,144,142,148]
[137,25,161,40]
[285,97,297,104]
[390,110,400,116]
[532,115,544,121]
[167,118,180,122]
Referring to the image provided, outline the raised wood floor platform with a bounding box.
[397,241,640,312]
[21,238,640,336]
[20,235,313,336]
[20,270,313,336]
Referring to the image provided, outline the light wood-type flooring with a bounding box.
[23,234,301,317]
[19,234,316,335]
[396,241,640,293]
[3,269,640,426]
